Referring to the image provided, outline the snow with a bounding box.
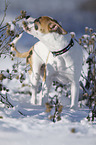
[0,102,96,145]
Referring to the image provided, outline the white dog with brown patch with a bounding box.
[11,16,83,109]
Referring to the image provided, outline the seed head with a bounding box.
[85,27,89,33]
[79,38,82,45]
[89,28,93,33]
[70,32,75,38]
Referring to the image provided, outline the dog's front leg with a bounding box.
[41,64,55,105]
[70,81,79,109]
[29,71,40,104]
[41,78,52,106]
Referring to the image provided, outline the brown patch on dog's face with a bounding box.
[34,16,67,35]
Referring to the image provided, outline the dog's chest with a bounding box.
[47,55,71,83]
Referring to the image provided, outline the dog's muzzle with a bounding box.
[26,15,30,19]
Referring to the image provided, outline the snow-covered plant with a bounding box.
[79,27,96,121]
[0,3,29,116]
[0,69,25,116]
[45,81,70,122]
[0,59,31,115]
[45,95,63,122]
[0,10,26,56]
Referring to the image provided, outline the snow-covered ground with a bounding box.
[0,0,96,145]
[0,100,96,145]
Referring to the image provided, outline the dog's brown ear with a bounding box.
[48,21,67,35]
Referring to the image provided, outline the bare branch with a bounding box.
[0,0,8,26]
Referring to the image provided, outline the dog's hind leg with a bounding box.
[70,81,79,109]
[29,51,43,105]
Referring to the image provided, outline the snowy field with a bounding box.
[0,104,96,145]
[0,0,96,145]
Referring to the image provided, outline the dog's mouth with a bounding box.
[22,16,36,31]
[26,15,30,19]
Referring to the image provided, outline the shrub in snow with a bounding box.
[45,95,63,122]
[79,27,96,121]
[45,81,70,122]
[0,67,27,116]
[0,9,32,116]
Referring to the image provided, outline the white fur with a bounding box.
[23,17,83,109]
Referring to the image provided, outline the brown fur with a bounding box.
[34,16,67,34]
[12,45,34,74]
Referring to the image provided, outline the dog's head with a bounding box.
[23,16,67,38]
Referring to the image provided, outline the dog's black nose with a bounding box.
[26,15,30,19]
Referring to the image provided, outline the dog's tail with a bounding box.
[10,33,34,75]
[10,33,29,58]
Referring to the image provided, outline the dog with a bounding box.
[11,16,83,109]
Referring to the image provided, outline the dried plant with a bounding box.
[0,6,26,56]
[45,95,63,122]
[79,27,96,121]
[0,1,28,116]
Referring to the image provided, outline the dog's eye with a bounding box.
[34,24,38,30]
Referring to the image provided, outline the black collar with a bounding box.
[51,38,74,56]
